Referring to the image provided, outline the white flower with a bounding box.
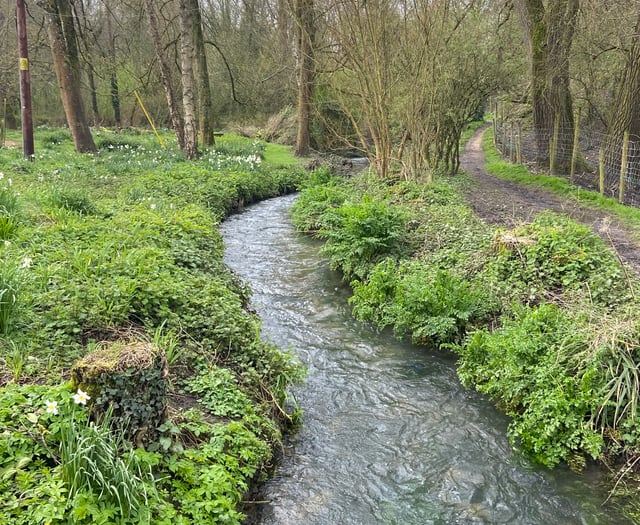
[73,389,91,405]
[150,203,157,210]
[0,172,3,179]
[3,240,10,248]
[21,257,32,268]
[45,400,58,415]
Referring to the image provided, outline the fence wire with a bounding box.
[494,120,640,207]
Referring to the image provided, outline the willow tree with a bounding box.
[603,11,640,158]
[37,0,97,153]
[515,0,579,170]
[326,0,400,178]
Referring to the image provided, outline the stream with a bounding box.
[220,193,629,525]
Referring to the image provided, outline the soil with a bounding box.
[461,127,640,273]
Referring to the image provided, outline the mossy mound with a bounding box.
[71,341,168,446]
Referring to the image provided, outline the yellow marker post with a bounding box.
[134,90,166,149]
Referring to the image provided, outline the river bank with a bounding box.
[0,128,307,524]
[223,193,630,525]
[290,135,640,520]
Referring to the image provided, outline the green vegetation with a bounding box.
[482,129,640,233]
[0,129,307,524]
[291,151,640,513]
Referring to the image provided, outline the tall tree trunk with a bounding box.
[294,0,315,156]
[106,1,121,127]
[38,0,97,153]
[180,0,199,159]
[87,64,100,126]
[191,0,215,146]
[144,0,185,151]
[517,0,578,171]
[602,12,640,194]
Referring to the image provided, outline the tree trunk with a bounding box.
[87,64,100,126]
[294,0,315,156]
[106,1,121,127]
[602,12,640,194]
[517,0,578,171]
[38,0,97,153]
[144,0,185,151]
[191,0,215,146]
[180,0,199,159]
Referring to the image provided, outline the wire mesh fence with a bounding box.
[493,118,640,208]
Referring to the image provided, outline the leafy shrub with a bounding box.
[187,367,253,418]
[290,179,349,232]
[351,260,497,345]
[319,195,408,281]
[456,303,604,467]
[72,341,168,445]
[484,212,633,306]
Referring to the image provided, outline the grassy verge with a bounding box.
[291,163,640,519]
[482,128,640,234]
[0,128,307,524]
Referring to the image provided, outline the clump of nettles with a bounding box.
[71,341,167,446]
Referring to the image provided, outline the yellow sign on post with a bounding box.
[19,58,28,71]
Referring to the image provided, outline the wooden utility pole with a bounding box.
[16,0,34,158]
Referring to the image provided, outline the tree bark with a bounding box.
[516,0,578,171]
[105,1,121,127]
[144,0,185,151]
[605,13,640,143]
[294,0,315,156]
[191,0,215,146]
[180,0,199,159]
[602,12,640,193]
[38,0,97,153]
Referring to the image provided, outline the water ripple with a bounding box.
[220,194,628,525]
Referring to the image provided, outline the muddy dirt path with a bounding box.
[461,127,640,273]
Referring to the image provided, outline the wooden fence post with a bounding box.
[493,99,498,148]
[599,147,605,195]
[570,107,581,183]
[510,122,516,161]
[550,112,560,175]
[0,98,6,147]
[619,131,630,203]
[516,122,522,164]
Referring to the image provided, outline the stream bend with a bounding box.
[220,193,625,525]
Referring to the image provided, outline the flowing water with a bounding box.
[220,194,628,525]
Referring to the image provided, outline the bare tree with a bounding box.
[192,0,215,146]
[37,0,97,153]
[293,0,315,156]
[144,0,185,150]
